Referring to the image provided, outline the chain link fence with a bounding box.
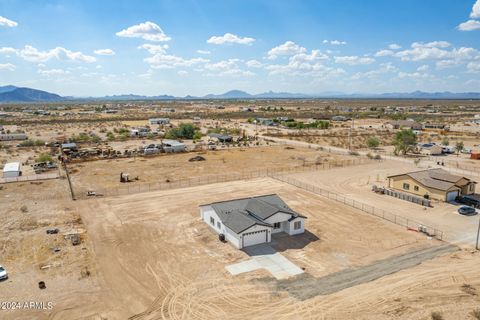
[74,158,375,200]
[271,174,445,241]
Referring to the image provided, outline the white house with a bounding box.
[200,194,306,249]
[3,162,21,178]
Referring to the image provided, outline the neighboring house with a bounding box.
[130,127,150,137]
[387,169,476,202]
[61,143,78,154]
[3,162,21,178]
[418,144,443,155]
[331,115,350,121]
[200,194,306,249]
[256,118,276,126]
[149,118,170,125]
[162,140,186,153]
[208,133,233,143]
[386,120,422,131]
[0,133,27,141]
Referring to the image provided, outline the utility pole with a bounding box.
[476,215,480,250]
[349,117,355,150]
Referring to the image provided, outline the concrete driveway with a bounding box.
[226,244,304,280]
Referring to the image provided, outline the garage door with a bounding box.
[242,229,268,247]
[446,190,459,202]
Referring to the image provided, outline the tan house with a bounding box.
[387,169,476,202]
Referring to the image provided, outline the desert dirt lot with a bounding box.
[68,146,354,195]
[4,177,475,320]
[287,160,480,247]
[1,168,480,319]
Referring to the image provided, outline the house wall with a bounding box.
[286,217,305,235]
[460,182,476,195]
[264,212,292,234]
[388,176,458,201]
[3,171,20,178]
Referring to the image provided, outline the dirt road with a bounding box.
[276,244,458,300]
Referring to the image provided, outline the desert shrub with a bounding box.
[366,136,380,148]
[36,153,52,163]
[349,150,360,156]
[431,311,443,320]
[471,309,480,320]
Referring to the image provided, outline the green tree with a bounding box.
[441,136,449,146]
[392,129,417,155]
[366,136,380,149]
[455,141,464,156]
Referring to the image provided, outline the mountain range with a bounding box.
[1,85,480,103]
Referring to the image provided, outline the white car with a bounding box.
[0,265,7,280]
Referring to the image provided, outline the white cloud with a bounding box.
[37,68,71,76]
[394,42,479,65]
[0,16,17,27]
[351,62,398,80]
[138,43,168,55]
[206,33,255,45]
[417,64,429,72]
[0,47,17,56]
[0,63,15,71]
[267,41,306,59]
[196,50,211,55]
[178,70,188,76]
[246,59,263,68]
[334,55,375,65]
[331,40,347,45]
[116,21,171,42]
[17,45,96,63]
[467,61,480,73]
[471,0,480,18]
[145,53,208,69]
[388,43,401,50]
[458,19,480,31]
[375,49,394,57]
[398,71,431,79]
[94,49,115,56]
[205,59,240,71]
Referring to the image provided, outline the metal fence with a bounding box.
[271,174,444,241]
[0,172,59,184]
[74,158,375,200]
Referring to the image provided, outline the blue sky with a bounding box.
[0,0,479,96]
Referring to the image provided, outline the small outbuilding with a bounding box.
[208,133,233,143]
[3,162,22,178]
[200,194,306,249]
[162,140,186,153]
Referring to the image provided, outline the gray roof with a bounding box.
[207,194,305,234]
[388,168,474,191]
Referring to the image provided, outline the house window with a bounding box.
[403,183,410,190]
[217,222,221,229]
[414,185,419,191]
[273,222,281,229]
[210,217,215,226]
[294,221,301,230]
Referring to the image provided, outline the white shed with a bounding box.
[3,162,21,178]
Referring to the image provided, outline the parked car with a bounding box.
[458,206,477,216]
[0,265,8,280]
[455,195,480,208]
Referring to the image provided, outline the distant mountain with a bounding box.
[91,94,176,101]
[1,84,480,102]
[203,90,253,99]
[0,85,17,94]
[0,86,64,102]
